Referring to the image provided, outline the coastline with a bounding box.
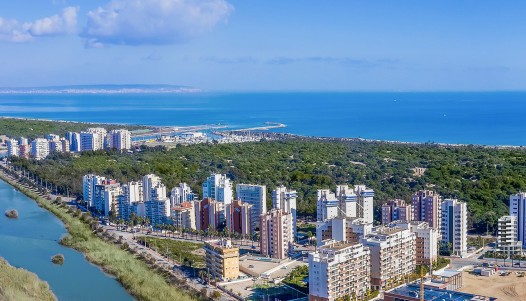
[0,257,56,301]
[0,168,201,301]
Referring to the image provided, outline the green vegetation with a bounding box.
[0,172,201,301]
[283,265,309,294]
[11,138,526,233]
[0,117,147,139]
[136,236,204,268]
[0,257,56,301]
[51,254,64,265]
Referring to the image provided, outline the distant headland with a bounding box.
[0,84,201,94]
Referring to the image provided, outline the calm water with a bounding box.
[1,91,526,145]
[0,180,133,301]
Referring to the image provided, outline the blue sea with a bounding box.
[1,91,526,146]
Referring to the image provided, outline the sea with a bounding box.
[1,91,526,146]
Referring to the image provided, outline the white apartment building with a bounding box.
[260,209,293,259]
[336,185,358,218]
[361,227,416,290]
[316,217,373,247]
[441,199,468,257]
[31,138,50,160]
[236,184,267,229]
[108,129,131,150]
[172,202,196,230]
[390,221,438,266]
[202,173,233,204]
[143,174,165,202]
[6,139,19,158]
[355,185,374,224]
[117,181,143,220]
[510,192,526,248]
[170,183,195,207]
[317,189,339,222]
[87,127,107,149]
[272,185,298,240]
[94,181,121,217]
[309,242,371,301]
[497,215,522,255]
[18,137,29,146]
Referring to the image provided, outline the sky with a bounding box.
[0,0,524,91]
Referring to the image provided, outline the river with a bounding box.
[0,179,133,301]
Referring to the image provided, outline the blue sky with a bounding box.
[0,0,524,91]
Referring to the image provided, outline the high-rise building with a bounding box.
[361,227,416,290]
[260,209,293,259]
[80,132,101,151]
[83,174,106,208]
[441,199,467,257]
[202,174,233,204]
[46,134,60,141]
[170,183,195,207]
[317,189,339,222]
[31,138,50,160]
[309,242,370,301]
[194,198,224,231]
[117,181,143,220]
[18,144,31,158]
[59,138,70,153]
[381,199,412,224]
[143,174,165,202]
[6,139,19,158]
[390,221,438,266]
[66,132,81,152]
[317,185,374,224]
[316,217,373,247]
[48,140,62,153]
[497,215,522,255]
[87,127,107,150]
[204,239,239,282]
[18,137,29,146]
[108,129,131,150]
[412,190,442,230]
[272,185,298,239]
[355,185,374,224]
[172,201,196,230]
[236,184,266,229]
[93,180,120,217]
[145,198,170,225]
[226,200,252,237]
[510,192,526,248]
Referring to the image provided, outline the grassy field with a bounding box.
[0,172,201,301]
[0,257,56,301]
[136,237,205,268]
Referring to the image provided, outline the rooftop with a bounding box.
[386,284,497,301]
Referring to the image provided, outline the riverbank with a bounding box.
[0,169,201,301]
[0,257,56,301]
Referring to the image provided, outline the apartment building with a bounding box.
[309,242,370,301]
[381,199,412,224]
[272,185,298,239]
[510,192,526,248]
[361,227,416,290]
[260,209,293,259]
[226,200,252,236]
[390,221,438,266]
[412,190,442,230]
[172,201,196,230]
[316,217,373,247]
[236,184,266,229]
[204,239,239,282]
[497,215,522,255]
[441,199,468,257]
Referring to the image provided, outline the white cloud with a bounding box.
[0,7,78,42]
[82,0,233,47]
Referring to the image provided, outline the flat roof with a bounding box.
[433,269,461,278]
[387,284,497,301]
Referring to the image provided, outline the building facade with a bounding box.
[31,138,50,160]
[309,242,371,301]
[497,215,522,255]
[260,209,293,259]
[510,192,526,248]
[236,184,266,229]
[273,185,298,239]
[204,239,239,282]
[381,199,412,224]
[441,199,468,257]
[412,190,442,230]
[361,227,416,290]
[226,200,252,237]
